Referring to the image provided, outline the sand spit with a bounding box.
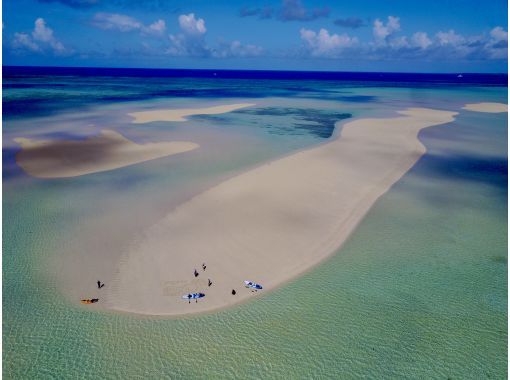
[105,108,458,316]
[14,130,199,179]
[128,103,256,123]
[462,102,508,113]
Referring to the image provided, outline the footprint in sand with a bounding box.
[162,278,208,296]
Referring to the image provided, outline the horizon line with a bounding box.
[3,64,508,76]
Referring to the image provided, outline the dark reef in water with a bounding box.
[196,107,351,139]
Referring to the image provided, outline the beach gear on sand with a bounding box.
[182,293,205,300]
[244,281,263,290]
[81,298,99,304]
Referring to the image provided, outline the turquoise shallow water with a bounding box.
[3,77,507,378]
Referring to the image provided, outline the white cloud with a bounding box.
[32,18,66,53]
[297,15,506,63]
[11,18,69,55]
[436,30,464,46]
[92,13,166,36]
[300,28,357,57]
[167,13,261,58]
[388,36,408,49]
[167,13,208,56]
[145,19,166,35]
[167,33,209,56]
[411,32,432,49]
[92,13,142,32]
[33,18,55,42]
[178,13,206,36]
[12,32,41,52]
[371,16,430,52]
[490,26,507,42]
[373,16,400,43]
[486,26,507,59]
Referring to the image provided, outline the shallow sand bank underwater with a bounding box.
[105,108,460,316]
[14,130,198,178]
[128,103,255,123]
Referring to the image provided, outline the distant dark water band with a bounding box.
[3,66,507,86]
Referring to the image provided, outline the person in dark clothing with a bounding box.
[194,269,199,277]
[231,289,236,295]
[208,279,212,287]
[202,263,207,271]
[97,281,102,289]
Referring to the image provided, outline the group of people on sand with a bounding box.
[187,262,237,303]
[85,269,253,306]
[194,263,207,278]
[185,263,209,303]
[193,263,210,283]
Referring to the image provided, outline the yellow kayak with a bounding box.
[80,298,99,304]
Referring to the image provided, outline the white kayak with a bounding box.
[244,281,263,290]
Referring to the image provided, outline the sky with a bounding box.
[2,0,508,72]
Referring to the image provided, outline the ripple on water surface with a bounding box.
[3,84,507,378]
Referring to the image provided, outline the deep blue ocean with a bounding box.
[3,66,507,120]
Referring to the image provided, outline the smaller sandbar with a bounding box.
[14,130,198,179]
[128,103,255,123]
[462,102,508,113]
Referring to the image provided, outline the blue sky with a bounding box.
[3,0,508,72]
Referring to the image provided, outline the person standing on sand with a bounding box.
[208,279,212,287]
[232,289,236,295]
[194,269,199,277]
[97,281,101,289]
[202,263,206,271]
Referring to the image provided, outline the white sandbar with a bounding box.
[128,103,255,123]
[14,130,199,178]
[106,107,458,316]
[462,102,508,113]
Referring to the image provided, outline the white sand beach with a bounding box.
[14,130,199,178]
[462,102,508,113]
[128,103,255,123]
[104,107,458,316]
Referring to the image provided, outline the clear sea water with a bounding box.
[3,68,507,379]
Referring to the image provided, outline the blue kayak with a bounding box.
[182,292,205,300]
